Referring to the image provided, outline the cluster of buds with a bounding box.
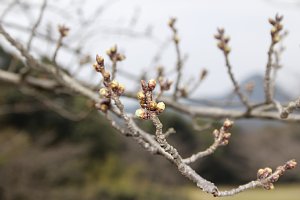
[178,87,188,98]
[269,14,283,44]
[93,55,125,113]
[257,167,275,190]
[257,159,297,190]
[96,80,125,113]
[58,24,70,37]
[98,81,125,98]
[158,77,173,92]
[106,45,126,62]
[93,55,110,81]
[215,28,231,55]
[156,66,172,92]
[213,119,233,146]
[135,79,166,120]
[168,17,179,44]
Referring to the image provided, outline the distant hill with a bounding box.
[223,73,291,104]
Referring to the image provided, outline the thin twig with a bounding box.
[52,35,63,65]
[164,127,176,138]
[280,97,300,119]
[0,15,298,197]
[215,29,250,109]
[0,24,98,101]
[169,18,183,100]
[270,31,287,100]
[183,119,233,164]
[21,87,91,121]
[264,42,276,103]
[26,0,47,51]
[216,159,296,196]
[0,0,19,22]
[224,55,250,109]
[111,56,117,80]
[264,14,284,103]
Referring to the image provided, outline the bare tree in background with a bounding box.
[0,0,299,197]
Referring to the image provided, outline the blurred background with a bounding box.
[0,0,300,199]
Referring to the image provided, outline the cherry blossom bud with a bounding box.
[137,91,145,100]
[135,108,148,120]
[156,102,165,113]
[118,84,125,94]
[149,101,157,111]
[110,80,119,90]
[96,55,104,66]
[99,88,109,97]
[148,79,156,90]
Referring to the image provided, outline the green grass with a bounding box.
[183,184,300,200]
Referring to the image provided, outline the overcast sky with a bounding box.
[1,0,300,98]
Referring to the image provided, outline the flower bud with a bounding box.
[276,166,285,176]
[99,103,109,113]
[58,25,70,37]
[99,88,109,97]
[217,28,224,35]
[95,102,109,113]
[179,88,188,97]
[271,27,277,35]
[223,133,231,140]
[110,45,117,54]
[140,100,147,108]
[213,129,219,138]
[106,45,117,56]
[264,183,274,190]
[265,167,272,175]
[257,168,265,179]
[268,18,276,26]
[270,174,280,183]
[217,42,224,50]
[156,102,165,113]
[93,63,102,72]
[257,167,273,179]
[174,35,180,44]
[214,34,222,40]
[103,71,110,80]
[285,159,297,170]
[224,46,231,54]
[96,55,104,66]
[110,80,119,90]
[273,35,281,43]
[117,54,126,61]
[137,91,145,100]
[221,140,229,145]
[223,119,233,129]
[168,18,176,27]
[275,14,283,22]
[135,108,148,120]
[224,36,230,43]
[276,24,283,31]
[148,101,157,111]
[148,79,156,90]
[118,83,125,94]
